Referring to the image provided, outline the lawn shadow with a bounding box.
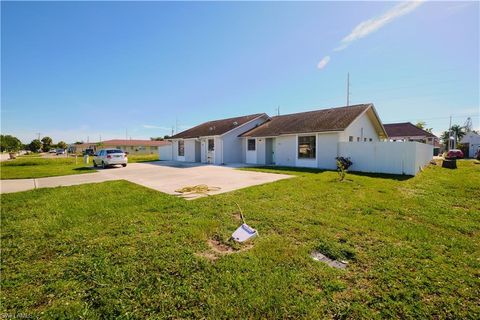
[73,167,95,172]
[348,171,413,181]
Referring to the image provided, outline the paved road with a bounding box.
[0,161,292,199]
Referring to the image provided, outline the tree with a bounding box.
[41,136,53,152]
[150,137,164,141]
[450,124,466,142]
[57,141,68,149]
[415,121,433,133]
[28,139,42,152]
[0,135,22,152]
[440,124,466,149]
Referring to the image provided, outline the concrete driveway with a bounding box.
[0,161,292,199]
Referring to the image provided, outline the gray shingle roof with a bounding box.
[240,104,372,137]
[171,113,266,139]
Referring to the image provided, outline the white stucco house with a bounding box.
[165,103,433,175]
[460,131,480,158]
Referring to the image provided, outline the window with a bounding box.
[369,138,373,142]
[364,138,367,142]
[357,137,360,142]
[349,136,353,142]
[208,139,214,151]
[107,149,123,154]
[298,136,316,159]
[247,139,256,151]
[178,140,184,156]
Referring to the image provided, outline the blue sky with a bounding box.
[1,1,479,143]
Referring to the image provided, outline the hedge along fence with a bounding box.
[338,141,433,176]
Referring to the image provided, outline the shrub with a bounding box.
[335,157,353,181]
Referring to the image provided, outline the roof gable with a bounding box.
[240,104,375,137]
[171,113,266,139]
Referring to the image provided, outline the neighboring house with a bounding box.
[169,113,269,164]
[383,122,439,155]
[460,131,480,158]
[383,122,438,144]
[70,139,170,155]
[240,104,387,169]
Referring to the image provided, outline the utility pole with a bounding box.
[37,133,41,141]
[448,115,452,151]
[346,72,350,106]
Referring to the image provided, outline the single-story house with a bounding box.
[383,122,438,145]
[240,104,387,169]
[383,122,439,155]
[69,139,170,155]
[460,131,480,158]
[167,103,433,175]
[169,113,270,164]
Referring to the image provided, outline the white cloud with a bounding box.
[142,124,171,130]
[335,1,424,51]
[317,56,330,69]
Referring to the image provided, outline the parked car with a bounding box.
[93,149,127,168]
[49,149,56,154]
[83,148,95,156]
[56,149,65,155]
[446,149,464,159]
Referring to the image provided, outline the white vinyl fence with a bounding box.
[338,142,433,176]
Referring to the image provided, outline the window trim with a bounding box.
[178,140,185,156]
[297,135,316,160]
[247,139,256,151]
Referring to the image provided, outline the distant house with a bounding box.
[383,122,439,155]
[70,139,170,155]
[383,122,437,144]
[460,131,480,158]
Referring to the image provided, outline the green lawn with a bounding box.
[1,161,479,318]
[0,157,96,179]
[127,153,159,163]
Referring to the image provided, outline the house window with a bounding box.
[357,137,360,142]
[247,139,256,151]
[208,139,214,151]
[364,138,367,142]
[178,140,184,156]
[369,138,373,142]
[298,136,316,159]
[349,136,353,142]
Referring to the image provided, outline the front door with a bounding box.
[207,139,214,164]
[266,138,276,165]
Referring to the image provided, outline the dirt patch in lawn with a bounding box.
[196,238,254,261]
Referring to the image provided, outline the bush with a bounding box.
[335,157,353,181]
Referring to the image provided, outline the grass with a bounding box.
[0,157,95,179]
[1,161,479,318]
[127,153,159,163]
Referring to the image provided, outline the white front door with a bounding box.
[207,139,214,164]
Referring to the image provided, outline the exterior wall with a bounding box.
[338,141,433,176]
[184,139,197,162]
[275,135,296,166]
[461,132,480,157]
[159,145,173,160]
[340,112,380,142]
[214,137,223,164]
[316,133,339,170]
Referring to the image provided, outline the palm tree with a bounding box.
[450,124,466,143]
